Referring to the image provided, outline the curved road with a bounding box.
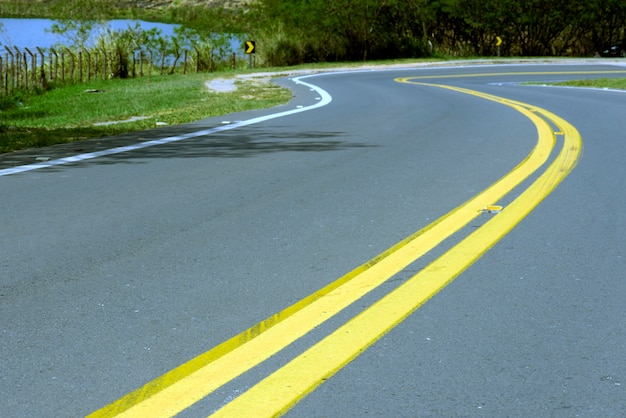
[1,62,626,417]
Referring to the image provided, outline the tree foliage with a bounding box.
[47,0,123,48]
[244,0,626,64]
[46,1,237,79]
[22,0,626,68]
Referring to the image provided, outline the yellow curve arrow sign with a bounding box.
[245,40,255,54]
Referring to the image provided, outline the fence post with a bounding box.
[132,51,136,78]
[36,47,46,89]
[66,48,75,82]
[102,47,108,80]
[83,49,91,81]
[51,48,58,81]
[25,48,36,88]
[86,49,91,81]
[78,50,83,82]
[14,47,21,92]
[15,47,26,90]
[194,45,200,73]
[93,49,100,79]
[13,47,22,91]
[5,47,14,94]
[3,54,8,96]
[61,49,66,82]
[169,48,180,75]
[4,53,9,96]
[0,55,4,97]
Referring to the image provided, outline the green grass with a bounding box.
[552,78,626,89]
[0,73,292,153]
[3,62,626,154]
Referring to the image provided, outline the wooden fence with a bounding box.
[1,45,238,97]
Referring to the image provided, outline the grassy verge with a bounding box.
[3,63,626,155]
[0,58,442,154]
[0,73,292,153]
[551,77,626,89]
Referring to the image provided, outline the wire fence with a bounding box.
[1,45,239,97]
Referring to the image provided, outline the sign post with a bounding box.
[245,41,255,68]
[496,36,502,57]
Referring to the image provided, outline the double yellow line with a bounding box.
[89,79,581,418]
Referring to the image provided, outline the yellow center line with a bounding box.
[400,69,626,80]
[89,79,561,418]
[210,83,582,417]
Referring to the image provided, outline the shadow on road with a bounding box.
[0,123,377,171]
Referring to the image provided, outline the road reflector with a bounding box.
[481,205,504,213]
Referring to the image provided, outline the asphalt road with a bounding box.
[2,61,626,417]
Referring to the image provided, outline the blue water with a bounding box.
[0,18,244,51]
[0,18,180,50]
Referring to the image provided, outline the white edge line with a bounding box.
[0,75,332,177]
[525,83,626,94]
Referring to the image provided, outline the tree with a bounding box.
[249,0,626,62]
[47,0,120,48]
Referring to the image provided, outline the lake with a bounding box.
[0,18,242,52]
[0,18,179,50]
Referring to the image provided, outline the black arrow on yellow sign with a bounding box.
[245,41,255,54]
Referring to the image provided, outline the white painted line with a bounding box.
[0,75,332,177]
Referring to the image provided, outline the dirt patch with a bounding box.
[93,116,151,126]
[205,78,238,92]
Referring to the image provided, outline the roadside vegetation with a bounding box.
[3,65,625,154]
[0,72,291,153]
[3,0,626,62]
[199,0,626,63]
[1,0,626,154]
[552,78,626,89]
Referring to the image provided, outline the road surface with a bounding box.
[1,61,626,417]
